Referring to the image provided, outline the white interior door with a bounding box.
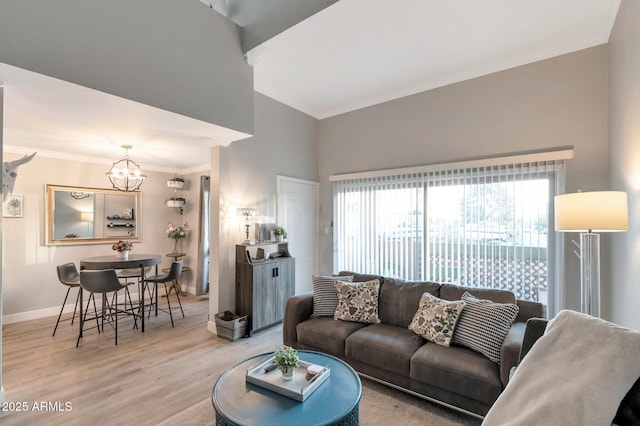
[277,176,318,294]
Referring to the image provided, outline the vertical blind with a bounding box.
[333,156,566,313]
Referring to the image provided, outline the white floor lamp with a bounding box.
[554,191,628,317]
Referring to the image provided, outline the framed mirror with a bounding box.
[45,184,142,246]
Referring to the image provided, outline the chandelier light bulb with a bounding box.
[106,145,146,192]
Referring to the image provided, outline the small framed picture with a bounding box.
[3,194,23,218]
[122,208,133,220]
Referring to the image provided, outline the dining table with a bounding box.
[79,253,162,337]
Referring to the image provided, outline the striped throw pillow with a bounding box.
[311,275,354,317]
[452,291,519,364]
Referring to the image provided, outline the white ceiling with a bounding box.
[248,0,621,119]
[1,0,621,170]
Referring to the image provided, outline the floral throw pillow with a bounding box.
[334,279,381,324]
[408,293,466,347]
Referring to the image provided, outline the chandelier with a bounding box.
[106,145,146,192]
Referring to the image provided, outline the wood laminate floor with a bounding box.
[1,295,283,425]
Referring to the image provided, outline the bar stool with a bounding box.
[54,263,98,337]
[143,260,183,327]
[77,269,136,346]
[117,267,152,320]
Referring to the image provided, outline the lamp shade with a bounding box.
[554,191,628,232]
[80,212,94,222]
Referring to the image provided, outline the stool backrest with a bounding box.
[57,263,80,285]
[80,269,123,294]
[164,260,183,282]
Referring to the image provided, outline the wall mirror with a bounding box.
[45,184,142,246]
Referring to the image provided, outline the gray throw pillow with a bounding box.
[311,275,353,317]
[452,291,519,364]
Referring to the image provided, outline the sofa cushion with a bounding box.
[346,323,425,375]
[452,292,519,364]
[439,283,516,304]
[410,342,502,406]
[338,271,385,285]
[378,277,440,327]
[334,279,381,324]
[296,317,367,357]
[408,293,465,347]
[311,274,354,318]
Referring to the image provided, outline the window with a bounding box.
[333,152,569,315]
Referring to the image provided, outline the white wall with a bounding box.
[608,0,640,330]
[318,46,610,316]
[1,153,189,322]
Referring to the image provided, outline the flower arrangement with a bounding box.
[112,240,133,252]
[275,226,287,236]
[167,223,189,240]
[274,345,300,374]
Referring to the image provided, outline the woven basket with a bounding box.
[215,313,248,341]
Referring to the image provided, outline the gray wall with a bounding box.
[608,0,640,330]
[0,0,254,135]
[210,92,318,318]
[318,46,609,315]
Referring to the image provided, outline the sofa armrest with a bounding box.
[515,299,545,323]
[518,318,548,363]
[283,292,314,347]
[500,322,526,386]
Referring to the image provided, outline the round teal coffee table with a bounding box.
[212,350,362,426]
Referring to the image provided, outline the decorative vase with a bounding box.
[172,238,183,254]
[282,369,294,381]
[116,250,129,260]
[277,235,284,243]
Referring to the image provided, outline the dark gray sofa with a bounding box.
[283,271,544,417]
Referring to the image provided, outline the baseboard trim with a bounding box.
[2,290,180,325]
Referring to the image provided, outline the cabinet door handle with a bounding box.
[272,267,279,278]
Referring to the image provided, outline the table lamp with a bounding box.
[554,191,628,317]
[237,207,257,244]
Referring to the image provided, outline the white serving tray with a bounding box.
[246,355,330,402]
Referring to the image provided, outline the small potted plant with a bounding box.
[167,175,185,189]
[275,226,287,243]
[274,345,300,381]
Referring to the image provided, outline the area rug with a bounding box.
[159,377,481,425]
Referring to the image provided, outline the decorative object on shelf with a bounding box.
[237,207,257,244]
[112,240,133,259]
[2,152,36,201]
[274,345,300,381]
[167,222,190,253]
[106,144,146,192]
[167,175,185,189]
[275,225,287,243]
[555,191,628,318]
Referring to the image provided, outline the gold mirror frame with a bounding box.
[45,184,142,246]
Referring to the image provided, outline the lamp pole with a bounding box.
[580,231,600,317]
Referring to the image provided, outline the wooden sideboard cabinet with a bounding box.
[235,243,295,335]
